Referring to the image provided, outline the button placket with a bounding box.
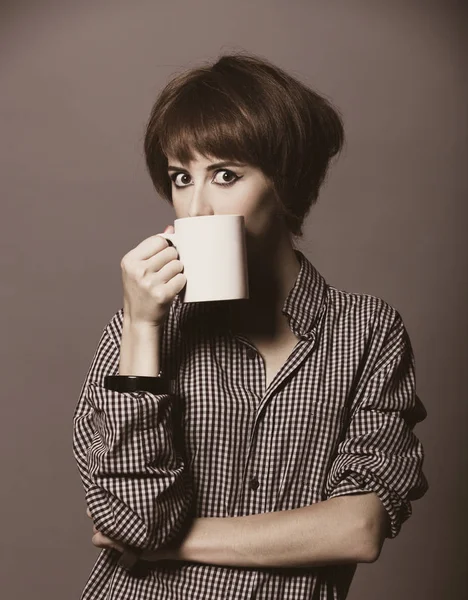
[239,340,263,398]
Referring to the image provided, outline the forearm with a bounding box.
[119,316,163,375]
[81,377,192,549]
[74,317,191,550]
[153,494,384,568]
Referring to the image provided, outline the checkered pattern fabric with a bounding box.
[73,250,428,599]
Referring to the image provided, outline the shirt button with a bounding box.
[353,474,365,487]
[249,476,260,491]
[246,347,256,359]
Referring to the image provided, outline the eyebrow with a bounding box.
[167,161,246,172]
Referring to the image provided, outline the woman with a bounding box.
[73,52,428,600]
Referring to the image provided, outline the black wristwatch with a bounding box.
[118,547,144,571]
[104,374,170,394]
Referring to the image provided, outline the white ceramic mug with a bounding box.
[157,214,249,303]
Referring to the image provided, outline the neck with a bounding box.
[230,228,301,337]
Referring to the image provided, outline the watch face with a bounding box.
[118,549,141,571]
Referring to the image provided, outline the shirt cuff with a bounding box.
[87,381,174,432]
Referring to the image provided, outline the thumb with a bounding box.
[164,225,175,234]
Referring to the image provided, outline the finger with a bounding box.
[132,232,174,261]
[86,508,92,519]
[92,531,110,549]
[146,254,184,284]
[143,244,179,273]
[92,531,125,553]
[160,272,187,297]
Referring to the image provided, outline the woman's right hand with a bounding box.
[120,226,186,328]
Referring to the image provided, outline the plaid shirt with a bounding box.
[73,249,428,599]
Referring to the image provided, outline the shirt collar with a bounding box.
[173,249,328,339]
[281,249,328,339]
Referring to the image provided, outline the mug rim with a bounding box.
[174,214,244,223]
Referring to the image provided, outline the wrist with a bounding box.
[141,544,179,563]
[177,518,234,564]
[119,317,163,376]
[122,315,163,334]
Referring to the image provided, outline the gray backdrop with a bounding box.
[1,1,466,598]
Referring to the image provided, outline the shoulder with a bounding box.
[323,285,415,388]
[325,284,406,342]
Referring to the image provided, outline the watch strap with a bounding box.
[104,374,170,394]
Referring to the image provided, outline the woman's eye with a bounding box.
[212,169,239,186]
[170,169,240,188]
[171,173,191,187]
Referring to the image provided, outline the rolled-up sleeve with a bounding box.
[72,311,192,551]
[325,308,428,538]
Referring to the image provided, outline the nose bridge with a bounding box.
[188,179,213,217]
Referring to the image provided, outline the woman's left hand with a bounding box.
[87,508,126,553]
[86,508,176,561]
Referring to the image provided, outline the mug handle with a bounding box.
[157,232,177,249]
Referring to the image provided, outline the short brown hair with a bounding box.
[144,51,344,237]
